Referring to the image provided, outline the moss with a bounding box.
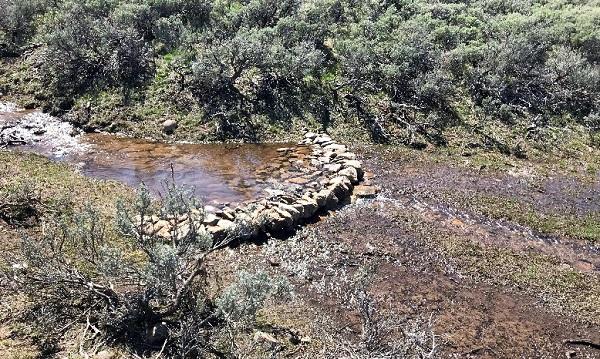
[575,222,600,242]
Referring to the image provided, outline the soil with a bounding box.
[2,126,599,357]
[205,145,600,358]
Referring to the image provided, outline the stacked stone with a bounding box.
[141,132,377,242]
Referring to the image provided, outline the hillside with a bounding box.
[1,0,599,150]
[1,1,600,358]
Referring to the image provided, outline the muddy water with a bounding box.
[0,105,290,205]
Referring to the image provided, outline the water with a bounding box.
[0,105,293,205]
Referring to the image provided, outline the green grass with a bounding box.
[0,151,134,221]
[452,194,600,243]
[438,234,600,324]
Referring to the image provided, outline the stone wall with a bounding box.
[143,132,378,242]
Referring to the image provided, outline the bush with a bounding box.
[0,0,49,56]
[3,0,600,146]
[0,181,41,226]
[341,265,439,358]
[2,181,290,357]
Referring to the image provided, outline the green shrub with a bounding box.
[2,181,290,357]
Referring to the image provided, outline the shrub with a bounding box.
[0,181,42,226]
[0,0,49,56]
[2,181,290,357]
[3,0,600,146]
[336,265,440,358]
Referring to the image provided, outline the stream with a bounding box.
[0,104,291,206]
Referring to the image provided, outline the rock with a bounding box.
[339,166,359,184]
[250,204,267,219]
[165,213,188,223]
[342,159,362,169]
[162,119,178,134]
[265,188,286,197]
[324,151,338,159]
[324,191,339,210]
[154,219,170,230]
[336,152,357,160]
[323,144,347,153]
[254,331,279,344]
[311,148,324,156]
[204,204,218,213]
[354,185,379,198]
[314,135,332,144]
[313,190,328,207]
[178,214,189,223]
[217,218,235,231]
[217,208,236,221]
[203,213,220,226]
[156,224,172,239]
[208,219,235,239]
[361,171,375,185]
[297,198,318,218]
[323,163,342,173]
[329,176,353,199]
[264,209,293,232]
[342,160,364,180]
[291,203,307,219]
[129,132,365,242]
[310,159,322,166]
[304,132,317,139]
[191,208,204,217]
[287,177,310,185]
[276,203,302,222]
[276,194,300,204]
[176,221,192,240]
[318,156,331,164]
[95,350,116,359]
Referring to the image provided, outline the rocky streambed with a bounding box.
[1,103,379,241]
[143,132,380,242]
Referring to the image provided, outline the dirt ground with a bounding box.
[205,145,600,358]
[1,144,599,358]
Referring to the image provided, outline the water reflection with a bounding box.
[78,134,286,205]
[1,106,290,205]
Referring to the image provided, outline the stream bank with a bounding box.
[2,103,600,358]
[0,103,379,242]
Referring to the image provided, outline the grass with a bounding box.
[0,150,134,217]
[373,134,600,243]
[446,194,600,243]
[0,151,138,358]
[368,143,600,325]
[0,106,598,355]
[438,235,600,324]
[0,150,136,257]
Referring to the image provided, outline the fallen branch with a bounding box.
[563,339,600,350]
